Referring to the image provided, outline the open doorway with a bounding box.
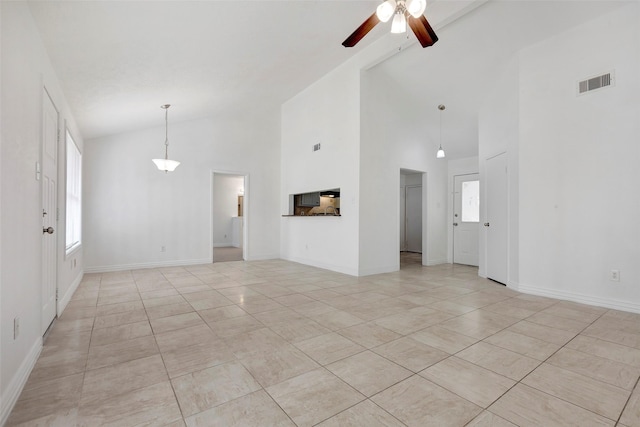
[400,169,424,269]
[212,172,246,263]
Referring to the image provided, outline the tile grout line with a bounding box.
[615,370,639,426]
[476,307,625,423]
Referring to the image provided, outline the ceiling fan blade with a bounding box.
[342,13,380,47]
[408,15,439,48]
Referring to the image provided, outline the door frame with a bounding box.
[398,168,427,267]
[210,170,249,262]
[41,87,59,334]
[404,184,423,253]
[452,173,480,266]
[483,152,509,285]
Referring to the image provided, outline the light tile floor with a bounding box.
[7,255,640,426]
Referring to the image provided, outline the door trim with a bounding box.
[210,170,249,262]
[404,184,423,254]
[41,87,59,334]
[484,152,508,285]
[452,173,480,266]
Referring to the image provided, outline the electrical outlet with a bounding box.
[14,317,20,339]
[610,270,620,282]
[160,246,166,252]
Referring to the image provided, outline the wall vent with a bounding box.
[578,71,614,95]
[312,143,321,152]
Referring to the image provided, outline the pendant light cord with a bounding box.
[163,107,169,174]
[439,108,442,147]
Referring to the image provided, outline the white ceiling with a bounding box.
[370,0,630,159]
[28,0,385,139]
[28,0,630,157]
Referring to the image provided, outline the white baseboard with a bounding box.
[245,253,279,261]
[212,243,232,248]
[85,258,212,273]
[57,270,84,315]
[518,283,640,314]
[358,264,399,276]
[427,258,449,266]
[283,255,359,276]
[1,338,43,426]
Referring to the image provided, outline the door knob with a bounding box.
[484,222,490,227]
[43,227,54,234]
[453,223,458,226]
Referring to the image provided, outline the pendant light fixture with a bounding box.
[152,104,180,172]
[436,104,446,159]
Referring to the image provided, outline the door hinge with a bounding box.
[55,288,59,302]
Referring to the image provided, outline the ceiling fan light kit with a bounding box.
[343,0,437,48]
[152,104,180,173]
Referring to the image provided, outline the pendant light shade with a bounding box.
[406,0,427,18]
[376,0,396,22]
[152,158,180,172]
[390,11,407,33]
[436,104,446,159]
[152,104,180,172]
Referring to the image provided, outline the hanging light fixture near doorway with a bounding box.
[436,104,446,159]
[152,104,180,172]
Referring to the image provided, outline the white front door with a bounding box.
[405,185,422,253]
[486,153,508,285]
[42,89,58,333]
[453,174,480,266]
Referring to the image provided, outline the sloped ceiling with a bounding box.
[28,0,630,158]
[369,0,630,159]
[28,0,384,139]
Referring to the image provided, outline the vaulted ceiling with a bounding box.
[28,0,629,158]
[28,0,385,139]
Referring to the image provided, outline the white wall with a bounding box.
[212,174,244,247]
[517,4,640,311]
[84,110,280,271]
[447,156,479,263]
[279,1,482,276]
[360,69,448,274]
[280,62,361,275]
[1,2,84,423]
[478,56,520,283]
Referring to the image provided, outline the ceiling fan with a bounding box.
[342,0,438,48]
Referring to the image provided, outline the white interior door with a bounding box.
[399,186,406,250]
[453,174,480,266]
[405,185,422,253]
[42,90,58,333]
[486,153,508,285]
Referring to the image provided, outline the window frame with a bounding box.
[65,128,82,256]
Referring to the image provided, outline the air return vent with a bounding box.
[578,71,614,95]
[312,143,321,152]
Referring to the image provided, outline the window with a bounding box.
[66,130,82,254]
[461,180,480,222]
